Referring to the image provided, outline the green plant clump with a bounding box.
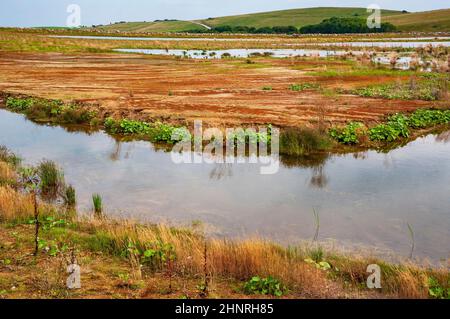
[104,117,179,143]
[369,113,410,142]
[243,276,285,297]
[329,122,366,144]
[5,97,96,124]
[428,277,449,299]
[331,108,450,145]
[37,160,65,197]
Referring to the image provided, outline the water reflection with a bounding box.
[0,109,449,262]
[209,163,233,180]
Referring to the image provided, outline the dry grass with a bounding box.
[0,156,448,299]
[0,162,17,186]
[0,186,33,222]
[93,221,329,297]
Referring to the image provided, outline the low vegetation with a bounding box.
[5,97,97,125]
[330,108,450,145]
[0,147,448,299]
[353,75,449,101]
[280,128,331,156]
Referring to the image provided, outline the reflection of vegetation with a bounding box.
[280,152,330,169]
[209,163,233,180]
[310,165,328,189]
[1,147,448,299]
[407,223,415,259]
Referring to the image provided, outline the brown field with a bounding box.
[0,51,441,129]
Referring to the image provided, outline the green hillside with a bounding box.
[384,9,450,31]
[197,7,401,29]
[92,7,450,33]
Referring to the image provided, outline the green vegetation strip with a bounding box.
[353,74,449,101]
[330,109,450,144]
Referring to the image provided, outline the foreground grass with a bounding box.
[0,151,449,299]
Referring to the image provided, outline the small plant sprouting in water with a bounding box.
[312,208,320,242]
[92,194,103,217]
[63,185,76,207]
[37,160,64,199]
[407,222,415,259]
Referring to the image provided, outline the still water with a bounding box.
[0,109,449,262]
[51,35,450,48]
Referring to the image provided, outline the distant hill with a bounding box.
[197,7,401,29]
[383,9,450,31]
[92,7,450,33]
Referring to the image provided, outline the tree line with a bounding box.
[188,17,396,34]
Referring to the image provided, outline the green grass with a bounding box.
[91,7,450,33]
[198,7,401,29]
[90,7,404,33]
[92,194,103,217]
[280,128,331,156]
[384,9,450,32]
[37,160,65,199]
[63,185,76,207]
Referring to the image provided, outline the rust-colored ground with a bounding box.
[0,52,441,128]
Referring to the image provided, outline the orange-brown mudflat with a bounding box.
[0,51,443,128]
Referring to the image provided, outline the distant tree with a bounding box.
[300,17,397,34]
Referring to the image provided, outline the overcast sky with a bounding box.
[0,0,448,27]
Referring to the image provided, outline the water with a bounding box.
[0,109,449,262]
[51,35,450,48]
[114,48,417,70]
[114,48,351,59]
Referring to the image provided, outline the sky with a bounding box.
[0,0,448,27]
